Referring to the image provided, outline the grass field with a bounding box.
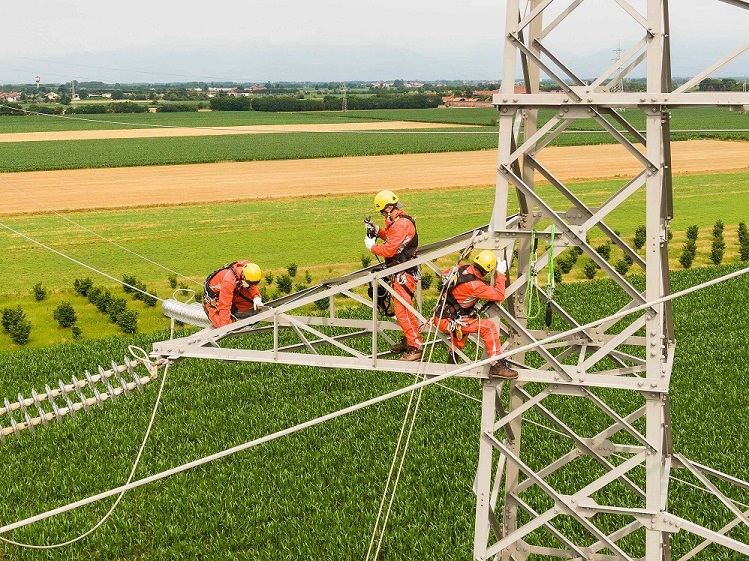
[2,106,746,132]
[2,171,748,351]
[0,107,746,173]
[0,264,747,560]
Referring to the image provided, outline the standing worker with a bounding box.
[365,190,424,361]
[203,260,264,328]
[433,250,518,379]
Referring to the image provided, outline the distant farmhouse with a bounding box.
[0,92,22,102]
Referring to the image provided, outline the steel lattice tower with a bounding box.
[472,1,749,559]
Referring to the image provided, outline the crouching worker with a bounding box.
[203,261,264,328]
[433,250,518,379]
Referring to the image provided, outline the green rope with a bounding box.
[524,229,541,319]
[546,224,556,301]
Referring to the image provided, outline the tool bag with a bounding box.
[368,275,396,317]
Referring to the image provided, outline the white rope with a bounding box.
[0,220,164,303]
[365,368,426,561]
[0,360,170,548]
[368,239,479,559]
[0,265,746,538]
[0,176,200,287]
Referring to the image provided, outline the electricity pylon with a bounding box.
[472,1,749,559]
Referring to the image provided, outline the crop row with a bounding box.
[1,106,745,133]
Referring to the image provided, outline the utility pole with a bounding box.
[342,83,348,112]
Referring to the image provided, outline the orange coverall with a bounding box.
[203,260,261,328]
[370,208,423,350]
[434,264,507,358]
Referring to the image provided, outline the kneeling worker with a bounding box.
[203,260,264,328]
[433,250,518,379]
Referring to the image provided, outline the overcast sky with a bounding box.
[2,0,747,84]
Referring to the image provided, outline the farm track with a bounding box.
[0,120,471,143]
[1,138,748,214]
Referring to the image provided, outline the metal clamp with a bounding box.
[125,356,144,393]
[71,375,90,414]
[112,360,130,398]
[83,370,104,410]
[4,397,20,441]
[31,388,48,429]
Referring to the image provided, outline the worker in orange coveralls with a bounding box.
[202,261,264,328]
[433,250,518,379]
[365,190,424,361]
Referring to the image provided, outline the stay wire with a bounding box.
[0,357,171,549]
[0,221,165,303]
[0,176,200,287]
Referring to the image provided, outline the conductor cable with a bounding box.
[0,176,199,287]
[0,221,164,303]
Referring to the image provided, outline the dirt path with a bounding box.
[1,140,747,214]
[0,121,470,143]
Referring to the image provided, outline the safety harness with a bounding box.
[369,213,420,315]
[384,213,419,272]
[203,262,255,313]
[434,264,481,320]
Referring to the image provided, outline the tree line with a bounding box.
[209,92,442,112]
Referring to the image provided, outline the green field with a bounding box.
[0,264,747,560]
[2,171,749,351]
[2,106,746,132]
[1,105,748,558]
[0,107,746,172]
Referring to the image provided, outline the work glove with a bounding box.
[253,296,263,310]
[364,236,376,251]
[496,258,508,275]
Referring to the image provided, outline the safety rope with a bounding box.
[366,233,479,561]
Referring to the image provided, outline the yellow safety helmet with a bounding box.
[242,262,262,283]
[374,190,399,212]
[473,250,497,275]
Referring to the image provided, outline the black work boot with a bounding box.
[488,359,519,380]
[447,351,458,365]
[389,336,409,354]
